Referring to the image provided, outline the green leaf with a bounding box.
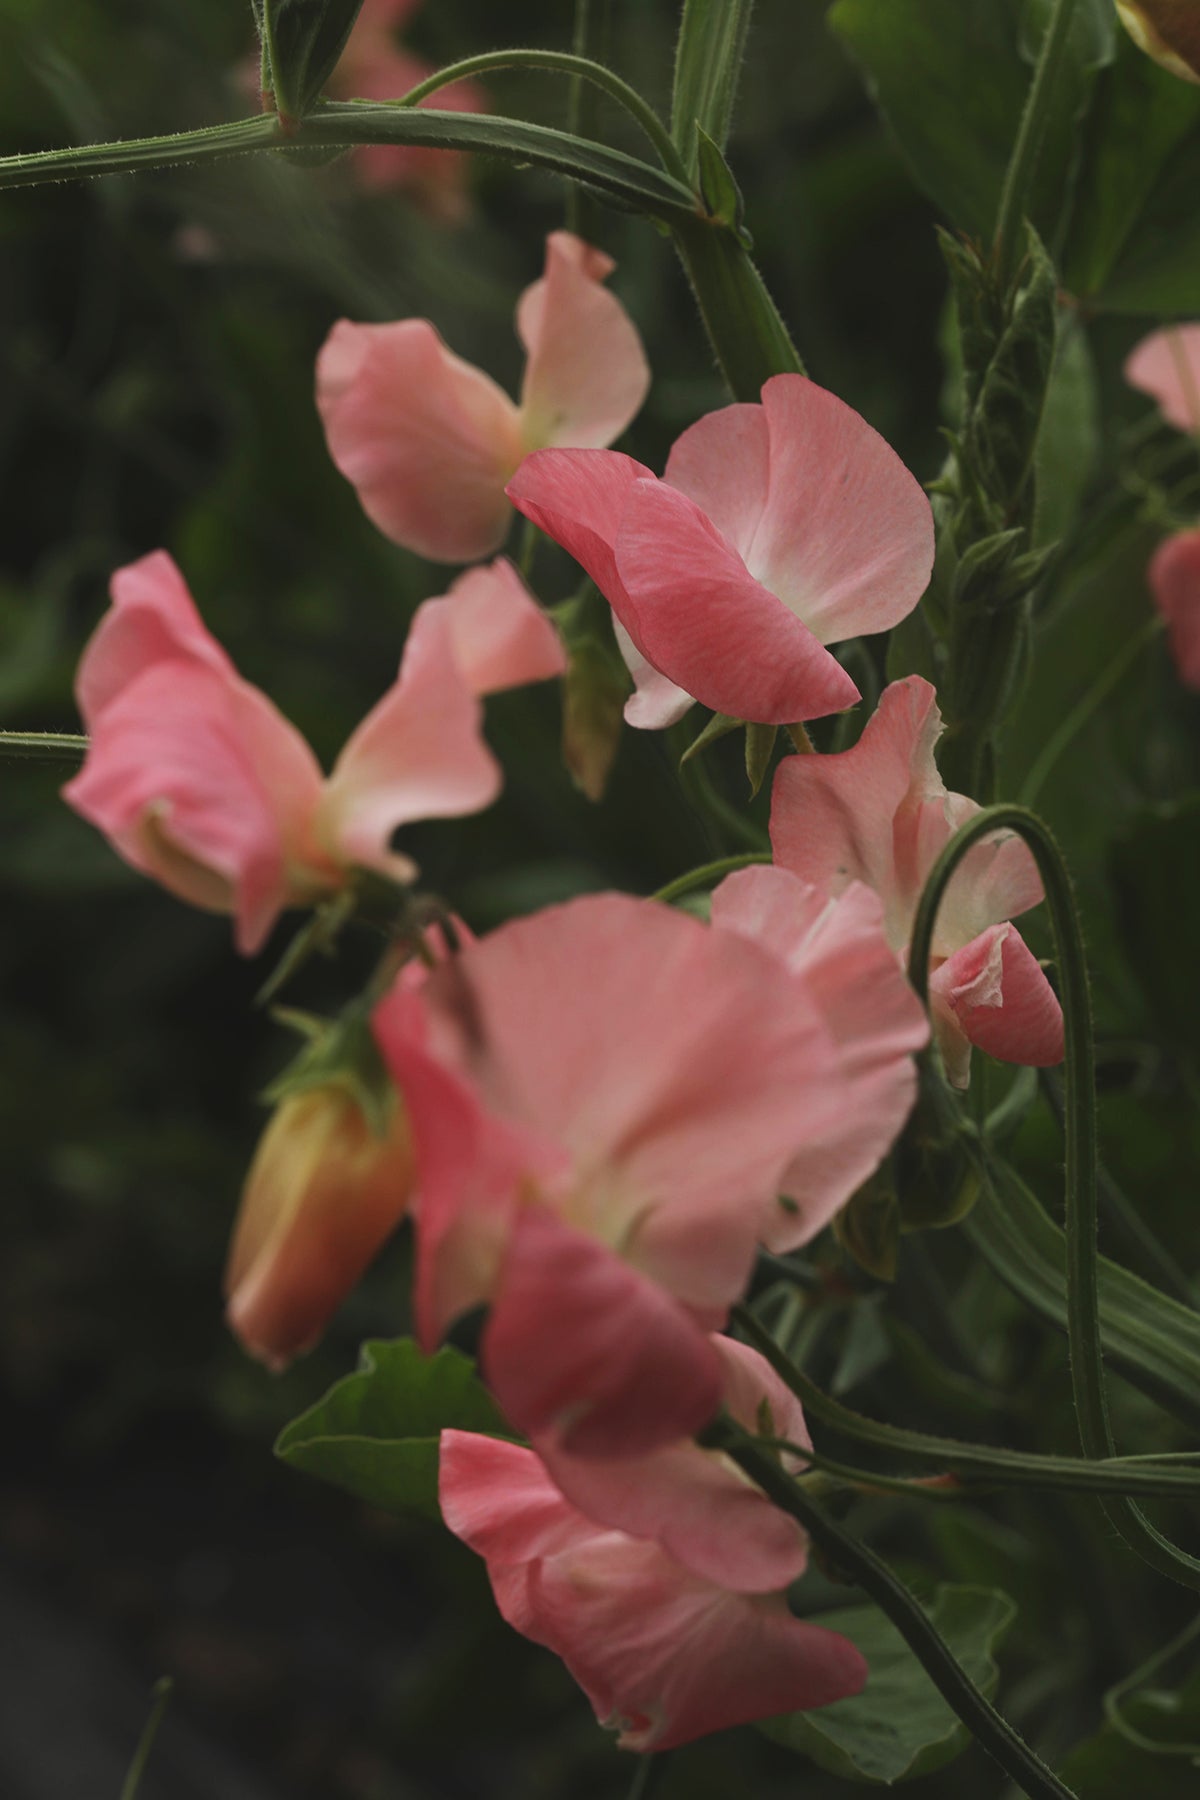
[260,0,366,123]
[671,0,755,177]
[695,126,747,236]
[275,1339,512,1519]
[762,1585,1017,1783]
[1059,1659,1200,1796]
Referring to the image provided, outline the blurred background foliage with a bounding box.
[1,1,1198,1796]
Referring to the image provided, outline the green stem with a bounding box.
[1019,616,1164,808]
[671,214,805,398]
[119,1679,173,1800]
[991,0,1082,284]
[651,851,771,904]
[907,806,1200,1589]
[703,1419,1078,1800]
[732,1305,1200,1501]
[0,730,88,764]
[392,48,691,186]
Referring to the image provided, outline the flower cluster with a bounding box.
[61,229,1067,1752]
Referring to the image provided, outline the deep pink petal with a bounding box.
[76,550,234,727]
[931,924,1064,1084]
[712,867,927,1244]
[1149,527,1200,690]
[439,1432,602,1564]
[319,600,501,879]
[506,447,652,629]
[1125,325,1200,435]
[613,618,693,730]
[483,1207,723,1457]
[614,479,861,725]
[745,375,934,642]
[517,231,650,452]
[663,402,770,559]
[416,557,566,696]
[316,318,521,561]
[528,1539,868,1752]
[535,1337,810,1592]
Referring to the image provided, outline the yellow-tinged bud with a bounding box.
[225,1080,413,1369]
[1115,2,1200,82]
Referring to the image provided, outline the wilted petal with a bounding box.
[1125,325,1200,434]
[517,231,650,452]
[484,1206,723,1457]
[316,317,522,561]
[1149,527,1200,689]
[614,478,861,724]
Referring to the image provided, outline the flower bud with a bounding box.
[225,1045,413,1368]
[1115,3,1200,83]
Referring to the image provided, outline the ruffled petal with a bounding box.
[517,231,650,452]
[316,318,521,561]
[930,923,1064,1087]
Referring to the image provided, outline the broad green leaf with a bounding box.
[762,1584,1016,1783]
[261,0,365,122]
[671,0,755,177]
[275,1338,512,1519]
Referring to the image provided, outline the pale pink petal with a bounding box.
[934,799,1046,955]
[318,600,501,879]
[536,1337,810,1592]
[412,893,845,1317]
[711,866,927,1244]
[1125,326,1200,435]
[417,557,565,696]
[528,1537,867,1752]
[517,231,650,451]
[483,1206,723,1457]
[224,1086,414,1368]
[744,376,934,642]
[663,403,770,559]
[614,479,861,724]
[770,676,945,947]
[1149,527,1200,689]
[439,1432,602,1564]
[930,924,1064,1085]
[316,318,521,562]
[63,662,306,954]
[76,550,234,726]
[613,618,693,729]
[506,447,652,628]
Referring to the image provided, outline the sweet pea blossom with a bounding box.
[328,0,487,210]
[770,676,1065,1086]
[316,231,650,563]
[507,372,935,727]
[440,1347,868,1753]
[371,892,862,1456]
[1114,2,1200,82]
[1125,324,1200,433]
[710,866,929,1244]
[1148,527,1200,689]
[64,552,564,953]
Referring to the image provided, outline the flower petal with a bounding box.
[417,557,566,696]
[746,375,935,642]
[930,922,1064,1086]
[506,446,652,626]
[614,478,861,724]
[1149,527,1200,690]
[316,317,521,562]
[1126,325,1200,434]
[484,1205,723,1456]
[439,1431,602,1565]
[76,550,236,726]
[517,231,650,452]
[662,402,770,559]
[613,618,693,729]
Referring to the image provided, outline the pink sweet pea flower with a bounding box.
[371,892,854,1455]
[710,866,929,1245]
[439,1420,867,1752]
[770,676,1064,1087]
[507,373,935,727]
[1148,527,1200,689]
[1125,325,1200,434]
[316,231,650,564]
[64,552,563,952]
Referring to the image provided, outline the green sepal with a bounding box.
[259,0,367,125]
[695,125,751,243]
[680,710,743,764]
[554,584,628,803]
[744,721,779,798]
[834,1171,901,1282]
[263,1004,394,1139]
[275,1339,514,1519]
